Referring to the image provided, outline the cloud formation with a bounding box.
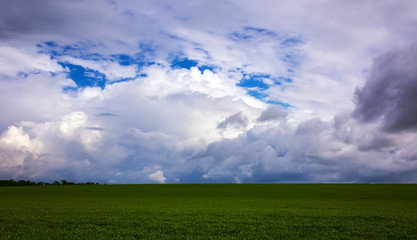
[217,112,248,130]
[1,1,417,183]
[0,46,63,76]
[354,43,417,132]
[257,105,287,122]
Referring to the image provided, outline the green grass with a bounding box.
[0,184,416,239]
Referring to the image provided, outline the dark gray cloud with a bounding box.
[296,118,329,135]
[353,43,417,132]
[334,112,399,152]
[217,112,248,130]
[0,27,6,39]
[357,135,395,152]
[0,0,71,35]
[256,105,287,122]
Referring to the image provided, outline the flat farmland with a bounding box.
[0,184,416,239]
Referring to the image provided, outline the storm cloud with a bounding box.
[353,43,417,132]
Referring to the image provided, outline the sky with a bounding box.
[1,0,417,183]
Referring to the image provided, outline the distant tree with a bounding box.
[0,179,37,186]
[0,180,14,186]
[1,179,101,187]
[10,179,17,186]
[18,180,28,186]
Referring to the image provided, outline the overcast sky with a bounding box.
[1,0,417,183]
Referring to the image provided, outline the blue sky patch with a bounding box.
[247,90,268,99]
[170,56,198,69]
[237,73,271,101]
[38,41,154,83]
[112,54,134,66]
[237,73,271,90]
[198,65,216,73]
[45,41,58,47]
[60,62,106,89]
[236,73,292,107]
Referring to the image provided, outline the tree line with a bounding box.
[0,179,100,186]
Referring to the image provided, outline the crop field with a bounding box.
[0,184,416,239]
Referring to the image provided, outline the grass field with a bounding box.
[0,184,416,239]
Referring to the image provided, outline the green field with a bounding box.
[0,184,416,239]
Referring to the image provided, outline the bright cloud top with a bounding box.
[1,0,417,183]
